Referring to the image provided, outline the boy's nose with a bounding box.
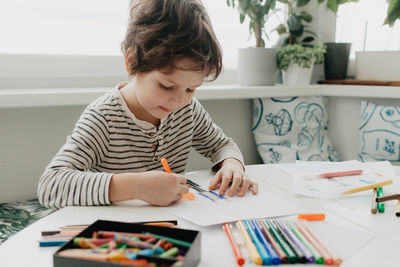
[169,92,185,107]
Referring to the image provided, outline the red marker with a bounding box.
[318,169,363,178]
[223,223,245,266]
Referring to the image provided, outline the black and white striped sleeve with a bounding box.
[38,107,112,208]
[191,99,244,171]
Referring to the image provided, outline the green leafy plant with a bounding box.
[226,0,276,47]
[386,0,400,26]
[277,41,326,70]
[274,0,358,45]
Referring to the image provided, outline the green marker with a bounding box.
[143,232,191,248]
[286,220,324,265]
[377,187,385,213]
[265,220,298,264]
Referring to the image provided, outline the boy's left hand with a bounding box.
[208,158,258,197]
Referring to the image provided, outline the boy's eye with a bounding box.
[186,88,195,93]
[159,83,173,90]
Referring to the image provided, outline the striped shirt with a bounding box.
[38,83,244,208]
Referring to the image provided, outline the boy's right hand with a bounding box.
[137,171,188,206]
[109,171,188,206]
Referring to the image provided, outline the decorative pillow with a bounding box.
[359,101,400,162]
[0,199,55,244]
[252,96,338,163]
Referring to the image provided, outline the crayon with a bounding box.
[223,223,245,266]
[258,220,289,264]
[236,220,262,265]
[143,232,191,248]
[39,240,69,247]
[243,220,271,265]
[160,247,179,258]
[265,220,298,264]
[376,193,400,202]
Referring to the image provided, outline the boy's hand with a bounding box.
[110,171,188,206]
[208,158,258,197]
[137,171,188,206]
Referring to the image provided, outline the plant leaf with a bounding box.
[288,14,302,31]
[387,0,400,26]
[297,0,311,7]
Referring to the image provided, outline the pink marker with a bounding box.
[318,169,363,178]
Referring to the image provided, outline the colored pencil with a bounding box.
[376,193,400,202]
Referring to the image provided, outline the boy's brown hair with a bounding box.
[122,0,222,81]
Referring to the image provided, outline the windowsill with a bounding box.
[1,84,400,108]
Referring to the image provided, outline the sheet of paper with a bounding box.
[278,160,397,198]
[165,171,306,227]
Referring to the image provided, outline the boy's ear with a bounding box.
[124,48,134,75]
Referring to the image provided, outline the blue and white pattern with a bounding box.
[253,96,338,163]
[359,101,400,162]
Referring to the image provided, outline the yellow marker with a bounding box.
[341,180,393,195]
[236,220,262,265]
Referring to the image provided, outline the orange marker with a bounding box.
[223,223,245,266]
[297,213,326,221]
[161,158,172,173]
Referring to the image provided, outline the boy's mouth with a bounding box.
[159,106,172,113]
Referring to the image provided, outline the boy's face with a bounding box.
[132,58,206,125]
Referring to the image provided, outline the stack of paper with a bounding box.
[277,160,398,198]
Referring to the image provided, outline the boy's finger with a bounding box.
[178,175,187,185]
[237,177,251,197]
[218,170,233,196]
[179,184,189,194]
[209,171,222,190]
[227,174,242,197]
[251,182,259,195]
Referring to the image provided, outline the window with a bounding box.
[335,0,400,54]
[0,0,283,68]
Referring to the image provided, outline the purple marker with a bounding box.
[277,220,315,263]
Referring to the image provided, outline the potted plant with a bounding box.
[227,0,278,86]
[271,0,358,81]
[277,41,326,85]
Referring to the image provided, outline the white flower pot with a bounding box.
[282,63,314,86]
[355,51,400,81]
[238,48,277,86]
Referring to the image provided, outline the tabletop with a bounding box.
[1,164,399,267]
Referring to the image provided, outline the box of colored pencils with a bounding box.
[53,220,200,267]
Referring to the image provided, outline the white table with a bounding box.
[1,164,400,267]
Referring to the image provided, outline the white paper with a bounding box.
[278,160,397,198]
[165,171,306,226]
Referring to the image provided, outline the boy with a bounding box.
[38,0,258,208]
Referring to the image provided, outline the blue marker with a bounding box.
[208,190,225,199]
[251,220,281,265]
[243,220,271,265]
